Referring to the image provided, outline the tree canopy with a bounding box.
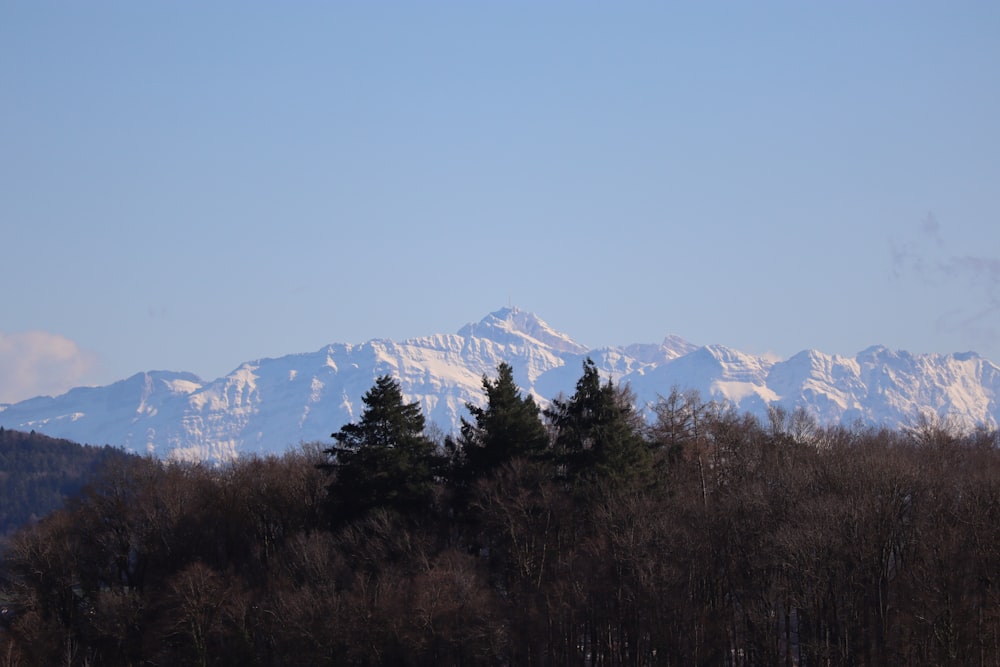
[323,375,441,521]
[455,362,549,483]
[6,368,1000,666]
[545,358,651,486]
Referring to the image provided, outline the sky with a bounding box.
[2,2,999,404]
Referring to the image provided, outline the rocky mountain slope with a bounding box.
[1,308,997,461]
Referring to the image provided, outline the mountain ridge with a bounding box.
[1,308,997,461]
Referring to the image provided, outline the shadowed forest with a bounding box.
[3,360,1000,666]
[0,429,132,546]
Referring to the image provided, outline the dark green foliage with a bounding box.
[456,362,549,482]
[0,428,132,543]
[323,375,442,522]
[545,358,651,486]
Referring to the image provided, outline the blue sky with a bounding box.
[2,2,999,403]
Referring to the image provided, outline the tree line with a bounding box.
[2,360,1000,666]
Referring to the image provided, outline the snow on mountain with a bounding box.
[457,307,588,356]
[1,308,998,462]
[766,349,868,423]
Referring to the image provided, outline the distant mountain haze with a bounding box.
[1,308,997,462]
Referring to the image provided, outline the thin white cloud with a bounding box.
[0,331,99,404]
[891,215,1000,348]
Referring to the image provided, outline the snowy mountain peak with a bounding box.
[661,335,698,357]
[457,307,588,355]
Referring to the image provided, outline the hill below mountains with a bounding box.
[0,428,132,543]
[1,308,998,461]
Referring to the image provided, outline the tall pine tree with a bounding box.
[457,362,550,483]
[323,375,441,522]
[545,358,651,487]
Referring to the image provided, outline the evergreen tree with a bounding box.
[323,375,441,521]
[457,362,550,482]
[545,358,651,486]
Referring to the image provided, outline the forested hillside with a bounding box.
[3,361,1000,666]
[0,428,132,543]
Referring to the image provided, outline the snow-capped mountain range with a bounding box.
[1,308,998,461]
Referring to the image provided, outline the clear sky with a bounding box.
[2,2,999,404]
